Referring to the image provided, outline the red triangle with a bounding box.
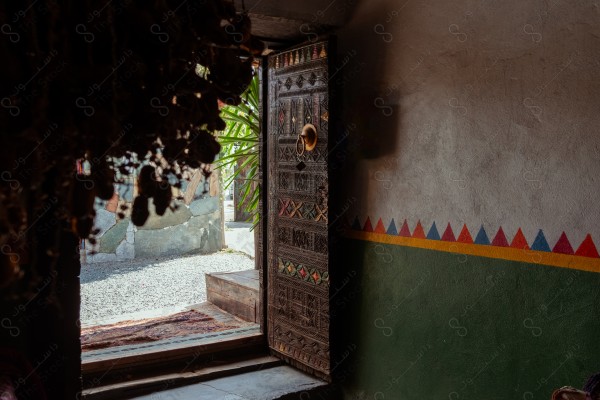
[398,219,411,237]
[441,223,456,242]
[457,224,473,244]
[374,218,386,234]
[412,220,426,239]
[575,234,600,258]
[552,231,574,255]
[363,217,373,232]
[491,227,509,247]
[510,228,529,250]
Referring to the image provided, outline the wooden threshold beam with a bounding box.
[82,326,265,389]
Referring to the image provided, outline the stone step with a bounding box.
[130,364,339,400]
[205,269,259,323]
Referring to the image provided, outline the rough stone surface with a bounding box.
[115,239,134,259]
[189,196,219,216]
[131,366,327,400]
[98,219,129,253]
[93,208,116,238]
[134,210,223,258]
[91,195,224,262]
[86,252,117,264]
[126,221,135,244]
[138,200,193,230]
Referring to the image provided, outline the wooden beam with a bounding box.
[249,13,333,44]
[82,327,264,378]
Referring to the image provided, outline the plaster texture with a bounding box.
[338,0,600,245]
[331,0,600,398]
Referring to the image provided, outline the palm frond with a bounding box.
[215,74,261,228]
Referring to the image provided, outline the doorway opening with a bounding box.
[79,38,337,396]
[78,79,263,389]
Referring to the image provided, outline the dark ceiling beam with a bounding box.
[233,0,357,48]
[249,13,333,49]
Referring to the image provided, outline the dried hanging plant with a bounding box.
[0,0,264,296]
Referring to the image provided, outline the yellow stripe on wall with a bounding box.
[345,231,600,274]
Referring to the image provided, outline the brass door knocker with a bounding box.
[295,123,318,157]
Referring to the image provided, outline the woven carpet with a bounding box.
[81,310,240,351]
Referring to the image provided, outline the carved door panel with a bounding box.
[266,40,332,380]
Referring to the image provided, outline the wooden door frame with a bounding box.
[259,56,270,335]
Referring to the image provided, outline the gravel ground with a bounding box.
[80,250,254,325]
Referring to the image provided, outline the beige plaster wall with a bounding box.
[338,0,600,247]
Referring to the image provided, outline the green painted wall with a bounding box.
[336,239,600,399]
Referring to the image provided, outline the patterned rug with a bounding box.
[81,310,240,351]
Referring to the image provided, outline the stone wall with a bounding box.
[82,168,224,262]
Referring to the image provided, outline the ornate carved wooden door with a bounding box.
[266,40,333,380]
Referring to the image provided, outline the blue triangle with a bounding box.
[474,226,490,245]
[426,222,440,240]
[387,218,398,235]
[351,217,362,231]
[531,229,551,252]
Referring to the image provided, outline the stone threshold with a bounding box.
[84,362,340,400]
[129,364,338,400]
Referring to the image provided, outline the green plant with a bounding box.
[216,74,260,228]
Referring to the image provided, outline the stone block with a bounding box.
[189,196,220,216]
[134,210,223,258]
[98,219,129,253]
[137,199,192,230]
[93,208,116,238]
[116,240,135,259]
[126,222,135,244]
